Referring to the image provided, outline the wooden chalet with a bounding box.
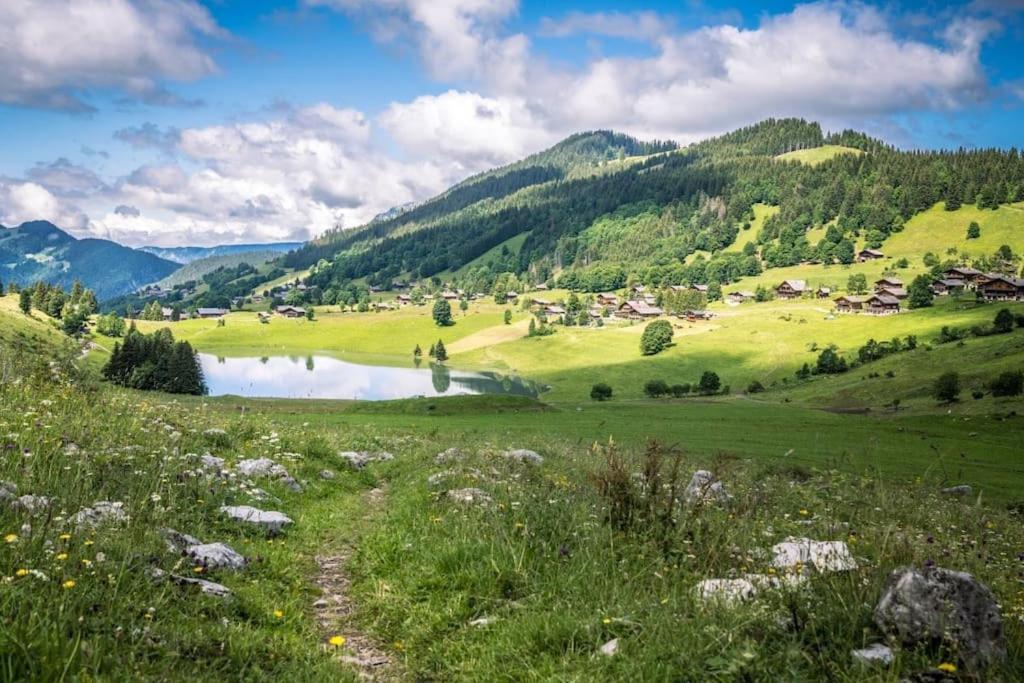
[977,274,1024,301]
[543,305,566,317]
[865,294,901,315]
[877,286,908,300]
[874,277,903,290]
[689,284,709,294]
[857,248,885,262]
[727,291,755,303]
[396,294,412,305]
[441,290,459,300]
[932,278,965,296]
[680,310,713,321]
[534,283,549,291]
[596,293,619,306]
[275,305,306,318]
[834,295,865,313]
[196,307,229,319]
[775,280,807,299]
[944,266,984,288]
[815,286,831,299]
[616,300,663,320]
[530,297,553,308]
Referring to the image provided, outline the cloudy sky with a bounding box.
[1,0,1022,247]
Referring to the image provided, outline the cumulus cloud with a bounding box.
[0,180,89,230]
[26,158,109,198]
[0,0,225,111]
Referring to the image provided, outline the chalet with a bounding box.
[257,312,271,323]
[161,307,174,321]
[616,300,663,320]
[296,283,308,291]
[534,283,549,291]
[391,280,410,290]
[506,291,519,300]
[877,286,908,300]
[815,286,831,299]
[944,266,984,288]
[932,278,965,296]
[977,274,1024,301]
[196,308,229,319]
[857,248,885,262]
[596,293,619,306]
[775,280,807,299]
[531,298,553,308]
[689,284,709,294]
[588,307,603,320]
[368,285,383,294]
[681,310,713,321]
[643,294,658,305]
[396,294,412,306]
[727,291,755,303]
[629,284,647,296]
[543,305,566,317]
[275,305,306,318]
[865,294,901,315]
[441,290,459,300]
[874,277,903,290]
[834,295,865,313]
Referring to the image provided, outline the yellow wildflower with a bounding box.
[799,509,810,516]
[602,617,611,625]
[193,566,204,574]
[15,569,29,577]
[59,533,71,541]
[56,553,68,561]
[328,635,346,647]
[273,609,284,619]
[84,540,94,546]
[4,534,17,544]
[937,663,957,673]
[62,580,76,589]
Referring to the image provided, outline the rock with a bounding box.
[236,458,287,478]
[446,488,493,506]
[199,454,225,471]
[73,501,128,528]
[186,542,247,570]
[851,643,893,666]
[11,494,51,514]
[874,566,1005,666]
[151,567,231,598]
[599,638,620,657]
[434,447,464,464]
[162,528,201,553]
[279,475,303,492]
[0,481,17,503]
[338,451,394,470]
[696,578,757,605]
[683,470,731,506]
[319,469,336,480]
[220,505,293,533]
[771,537,857,573]
[469,616,496,627]
[313,598,329,609]
[503,448,543,465]
[941,485,972,497]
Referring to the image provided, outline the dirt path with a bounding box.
[447,317,531,354]
[314,487,400,680]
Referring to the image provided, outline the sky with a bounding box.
[0,0,1022,248]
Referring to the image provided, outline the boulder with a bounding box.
[186,542,247,570]
[503,448,543,465]
[851,643,893,666]
[338,451,394,470]
[434,447,464,464]
[683,470,731,506]
[11,494,51,514]
[696,578,757,605]
[319,469,336,480]
[73,501,128,528]
[445,488,493,506]
[873,566,1005,666]
[940,485,972,497]
[236,458,287,478]
[199,454,225,471]
[162,528,202,553]
[151,567,231,598]
[771,537,857,573]
[220,505,293,533]
[599,638,620,657]
[0,481,17,503]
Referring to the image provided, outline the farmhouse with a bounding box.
[596,293,619,306]
[775,280,807,299]
[865,294,901,315]
[396,294,412,305]
[681,310,713,321]
[441,290,459,300]
[834,295,865,313]
[815,286,831,299]
[616,300,663,320]
[874,277,903,290]
[857,248,885,262]
[543,305,566,317]
[977,274,1024,301]
[689,284,709,294]
[196,308,228,319]
[588,307,603,320]
[727,291,755,303]
[275,305,306,318]
[932,278,965,296]
[534,283,549,291]
[877,286,908,300]
[531,297,553,308]
[944,266,984,287]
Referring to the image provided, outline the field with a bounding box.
[774,145,865,165]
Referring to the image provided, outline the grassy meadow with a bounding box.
[774,145,865,165]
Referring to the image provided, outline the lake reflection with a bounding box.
[199,354,542,400]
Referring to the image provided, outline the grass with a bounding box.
[725,203,778,253]
[774,145,864,165]
[437,231,531,281]
[886,201,1024,261]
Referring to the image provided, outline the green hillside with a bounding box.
[158,250,284,288]
[775,144,864,165]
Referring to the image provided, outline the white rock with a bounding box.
[600,638,620,656]
[941,484,972,497]
[200,454,225,471]
[469,616,497,627]
[696,578,757,605]
[851,643,893,666]
[152,567,232,598]
[434,447,464,464]
[446,488,493,506]
[220,505,293,533]
[319,469,336,480]
[338,451,394,469]
[236,458,287,478]
[186,542,247,570]
[73,501,128,527]
[162,528,202,553]
[503,449,543,465]
[683,470,731,506]
[770,537,857,573]
[12,494,51,514]
[0,481,17,503]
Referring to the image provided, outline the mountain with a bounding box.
[280,119,1023,292]
[156,249,287,288]
[140,242,302,265]
[0,220,180,301]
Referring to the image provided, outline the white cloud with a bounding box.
[537,11,671,41]
[0,0,225,111]
[0,180,89,231]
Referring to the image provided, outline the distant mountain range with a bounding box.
[0,221,179,301]
[140,242,302,265]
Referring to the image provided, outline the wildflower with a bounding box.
[56,553,68,561]
[328,635,346,647]
[799,509,810,516]
[62,580,76,589]
[59,533,71,541]
[4,534,17,544]
[937,663,957,673]
[602,617,611,625]
[193,566,204,573]
[273,610,284,619]
[84,540,94,547]
[15,569,29,577]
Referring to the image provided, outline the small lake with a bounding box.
[198,354,543,400]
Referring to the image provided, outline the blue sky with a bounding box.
[1,0,1022,247]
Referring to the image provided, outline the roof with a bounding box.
[875,277,903,286]
[728,291,755,298]
[859,248,885,256]
[544,305,566,314]
[778,279,807,291]
[816,286,831,293]
[597,292,618,298]
[834,295,865,303]
[934,278,965,286]
[621,300,663,315]
[946,266,982,276]
[275,305,306,314]
[980,274,1024,287]
[877,286,908,297]
[867,294,900,305]
[197,308,228,316]
[691,284,709,292]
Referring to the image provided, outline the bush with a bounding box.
[670,384,690,397]
[644,379,670,398]
[590,383,613,401]
[990,370,1024,397]
[967,221,981,239]
[933,371,961,403]
[697,371,721,395]
[640,319,673,356]
[746,380,765,394]
[432,299,453,326]
[993,308,1015,334]
[815,347,848,374]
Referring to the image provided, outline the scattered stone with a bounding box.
[600,638,620,657]
[63,442,81,456]
[162,528,202,553]
[434,447,464,464]
[312,598,329,609]
[469,617,497,627]
[220,505,293,533]
[941,485,972,497]
[696,578,757,604]
[771,537,857,573]
[683,470,731,506]
[236,458,288,478]
[851,643,894,666]
[12,495,52,514]
[0,481,17,503]
[279,475,303,492]
[186,542,247,571]
[319,469,336,480]
[503,448,543,465]
[338,451,394,470]
[151,567,231,598]
[445,488,493,506]
[200,454,225,471]
[874,566,1006,666]
[73,501,128,528]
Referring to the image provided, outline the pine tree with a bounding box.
[19,289,31,314]
[434,339,448,362]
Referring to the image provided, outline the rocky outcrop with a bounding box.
[503,449,543,465]
[770,537,857,573]
[683,470,731,506]
[220,505,293,533]
[73,501,128,528]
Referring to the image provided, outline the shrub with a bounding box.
[670,384,690,397]
[967,221,981,239]
[640,319,674,356]
[590,383,613,401]
[697,371,721,395]
[907,274,934,309]
[815,347,848,374]
[990,370,1024,397]
[933,371,961,403]
[746,380,765,394]
[972,390,985,400]
[644,379,670,398]
[993,308,1015,334]
[432,299,453,326]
